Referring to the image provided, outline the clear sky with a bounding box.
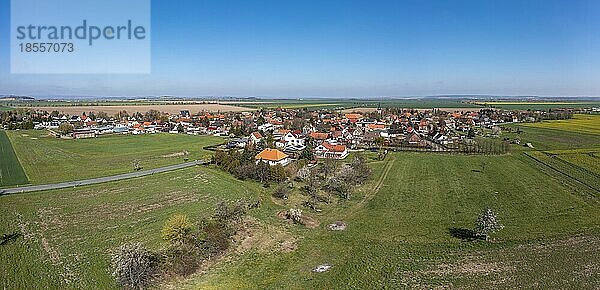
[1,0,599,97]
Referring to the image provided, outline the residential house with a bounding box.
[314,142,349,159]
[255,148,291,166]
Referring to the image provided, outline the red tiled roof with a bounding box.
[255,148,289,161]
[321,142,346,152]
[309,132,329,140]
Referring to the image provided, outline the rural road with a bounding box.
[0,160,206,195]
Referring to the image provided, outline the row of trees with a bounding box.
[111,200,253,289]
[459,138,510,155]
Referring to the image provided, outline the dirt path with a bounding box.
[345,156,396,218]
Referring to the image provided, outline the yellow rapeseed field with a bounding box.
[522,114,600,135]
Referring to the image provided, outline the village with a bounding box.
[1,105,577,165]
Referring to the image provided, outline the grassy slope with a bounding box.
[186,153,599,289]
[0,165,263,289]
[5,130,224,185]
[0,130,29,187]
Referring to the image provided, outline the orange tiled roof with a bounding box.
[367,124,385,130]
[309,132,329,139]
[345,113,363,119]
[322,142,346,152]
[255,148,289,161]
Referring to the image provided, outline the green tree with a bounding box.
[161,214,192,245]
[58,122,74,135]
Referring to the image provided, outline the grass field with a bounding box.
[0,166,263,289]
[0,105,14,111]
[175,151,599,289]
[0,130,29,187]
[4,130,224,185]
[1,116,599,288]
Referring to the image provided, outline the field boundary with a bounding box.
[523,152,599,196]
[0,130,29,187]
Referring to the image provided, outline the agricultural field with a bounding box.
[234,98,478,110]
[503,115,600,151]
[0,130,29,187]
[471,101,600,110]
[521,114,600,135]
[0,105,14,111]
[4,130,224,185]
[17,104,255,115]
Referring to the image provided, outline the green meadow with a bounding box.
[0,130,29,187]
[4,130,224,185]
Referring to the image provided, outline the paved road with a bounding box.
[0,160,205,195]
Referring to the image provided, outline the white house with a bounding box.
[314,142,349,159]
[255,148,291,166]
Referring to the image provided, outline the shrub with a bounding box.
[351,152,372,183]
[201,220,231,256]
[288,208,303,224]
[213,200,247,224]
[58,122,74,135]
[273,185,291,199]
[161,241,203,277]
[161,214,192,245]
[111,242,157,289]
[296,165,311,181]
[269,164,288,182]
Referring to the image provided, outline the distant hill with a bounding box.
[0,95,35,101]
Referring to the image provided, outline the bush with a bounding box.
[213,200,247,224]
[273,185,291,199]
[296,165,311,181]
[161,241,203,277]
[201,220,231,256]
[161,214,192,245]
[111,242,157,289]
[58,122,74,135]
[269,164,288,182]
[351,152,372,184]
[288,208,303,224]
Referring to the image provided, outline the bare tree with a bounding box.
[111,242,157,289]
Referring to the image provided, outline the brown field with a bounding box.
[341,107,479,113]
[19,104,256,115]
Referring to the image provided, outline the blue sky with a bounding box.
[1,0,599,97]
